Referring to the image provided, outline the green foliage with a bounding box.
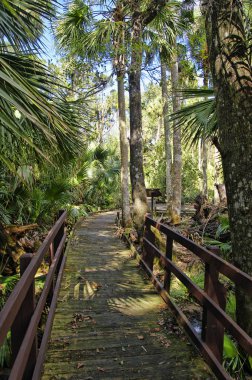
[216,215,230,239]
[0,332,11,368]
[0,1,86,171]
[182,147,201,202]
[0,275,18,367]
[223,335,247,380]
[0,275,19,308]
[170,88,217,147]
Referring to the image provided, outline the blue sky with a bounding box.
[41,0,66,62]
[41,21,57,62]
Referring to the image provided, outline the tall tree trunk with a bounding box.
[127,0,167,232]
[213,145,221,204]
[129,18,147,234]
[201,68,209,198]
[201,139,208,197]
[113,3,132,228]
[161,57,172,216]
[203,0,252,335]
[117,74,132,227]
[171,53,182,224]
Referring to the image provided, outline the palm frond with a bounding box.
[0,0,56,53]
[0,52,84,166]
[170,88,217,146]
[55,0,91,53]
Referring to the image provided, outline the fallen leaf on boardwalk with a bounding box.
[120,360,124,365]
[83,315,92,321]
[96,348,100,353]
[137,335,144,340]
[158,335,171,348]
[157,318,165,326]
[149,327,160,334]
[122,346,126,351]
[97,367,106,372]
[141,345,147,352]
[93,282,102,290]
[77,362,84,369]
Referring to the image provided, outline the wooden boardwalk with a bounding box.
[42,212,213,380]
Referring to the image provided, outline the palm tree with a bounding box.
[143,3,183,221]
[56,0,132,227]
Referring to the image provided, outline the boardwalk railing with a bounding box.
[0,210,67,380]
[142,215,252,380]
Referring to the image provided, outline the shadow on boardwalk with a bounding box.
[42,212,214,380]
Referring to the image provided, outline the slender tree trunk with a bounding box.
[127,0,167,232]
[201,139,208,197]
[129,18,147,234]
[203,0,252,335]
[161,57,172,216]
[171,53,182,224]
[117,74,132,227]
[213,145,221,203]
[201,69,209,198]
[113,3,132,228]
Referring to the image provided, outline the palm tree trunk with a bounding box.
[171,52,182,224]
[160,57,172,216]
[129,19,148,234]
[113,4,132,228]
[201,139,208,198]
[201,68,209,198]
[117,74,132,227]
[204,0,252,335]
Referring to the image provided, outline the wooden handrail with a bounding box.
[145,215,252,292]
[0,210,67,380]
[142,215,252,380]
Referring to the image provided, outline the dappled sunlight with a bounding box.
[74,279,101,300]
[107,295,162,317]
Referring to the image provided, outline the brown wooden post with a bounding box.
[143,218,156,272]
[55,210,65,275]
[151,195,154,215]
[54,210,65,253]
[164,237,173,293]
[11,253,37,379]
[47,243,55,306]
[202,264,227,363]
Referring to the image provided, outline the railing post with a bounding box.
[164,237,173,294]
[11,253,37,379]
[47,243,55,306]
[202,264,227,363]
[47,210,65,306]
[143,218,156,272]
[54,210,65,253]
[55,210,65,275]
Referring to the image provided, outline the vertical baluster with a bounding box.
[202,264,227,363]
[11,253,37,379]
[47,243,55,305]
[143,218,155,272]
[55,210,65,275]
[164,236,173,294]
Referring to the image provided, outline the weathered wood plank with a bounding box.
[41,212,214,380]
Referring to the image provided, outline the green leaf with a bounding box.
[223,335,238,359]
